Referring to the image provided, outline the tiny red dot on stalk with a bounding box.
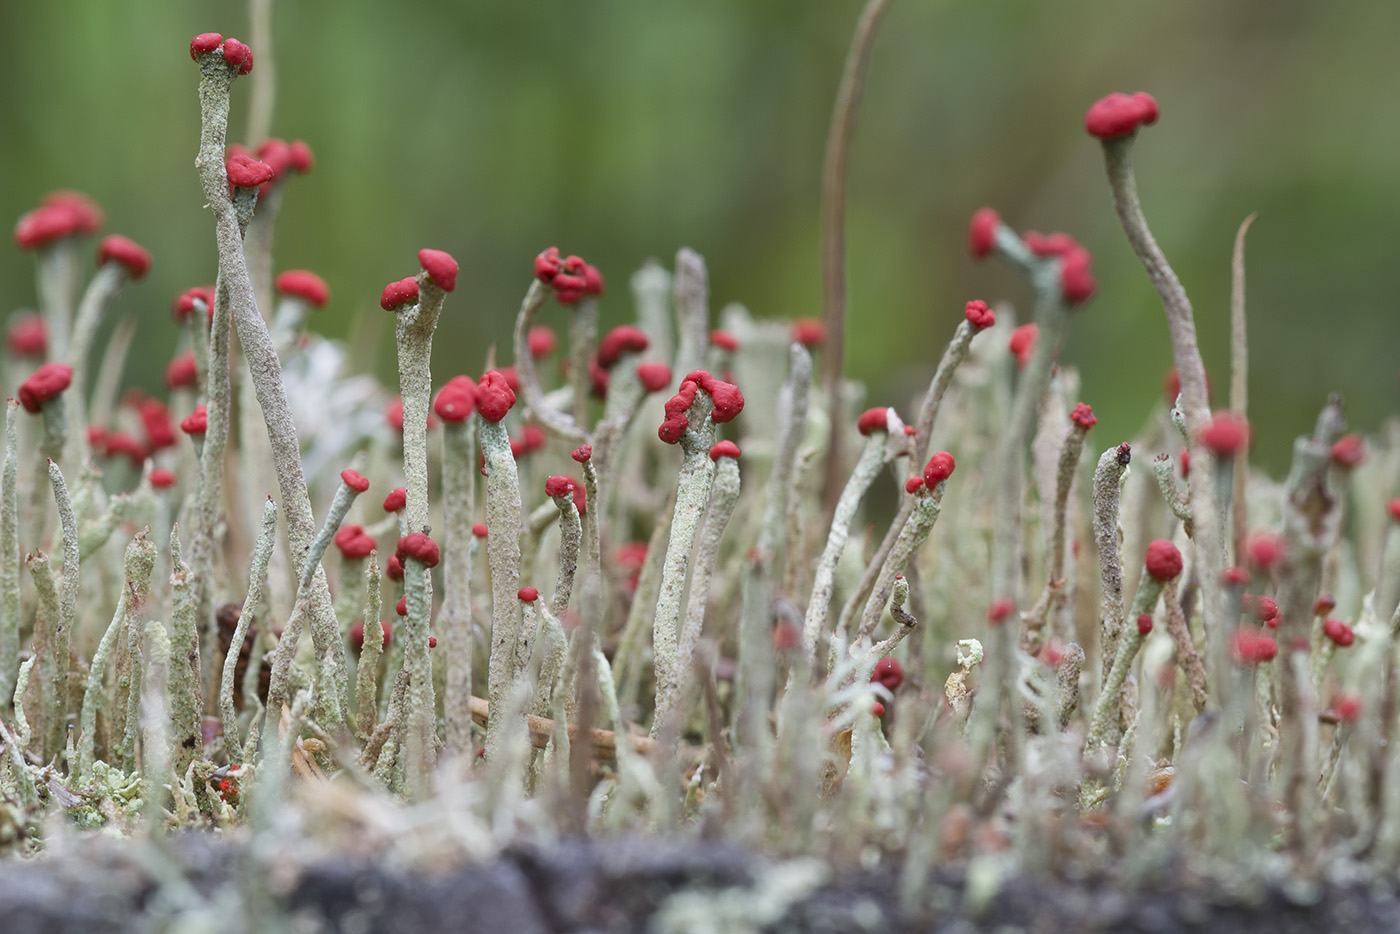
[1221,566,1249,586]
[1199,411,1250,456]
[472,523,488,538]
[6,313,46,358]
[428,637,437,648]
[710,329,740,352]
[395,597,407,616]
[1230,628,1278,665]
[528,325,558,357]
[476,370,517,423]
[1335,694,1363,723]
[709,440,741,461]
[433,375,478,423]
[790,318,826,348]
[857,407,892,436]
[1144,540,1183,582]
[1389,499,1400,523]
[380,277,419,311]
[870,701,886,717]
[340,469,370,493]
[1246,532,1283,571]
[987,597,1015,625]
[1330,434,1365,469]
[1070,402,1097,430]
[1137,614,1154,636]
[275,270,330,307]
[518,587,539,602]
[1084,91,1159,139]
[150,468,177,490]
[396,532,441,569]
[922,451,955,487]
[1179,447,1190,478]
[1323,618,1355,648]
[968,208,999,258]
[636,361,672,394]
[383,487,406,512]
[1313,594,1336,616]
[97,235,151,279]
[17,362,73,414]
[871,657,903,690]
[190,32,223,59]
[964,299,995,331]
[418,248,459,292]
[904,477,923,494]
[181,405,208,436]
[571,445,592,463]
[1008,323,1038,369]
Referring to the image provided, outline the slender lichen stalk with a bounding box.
[45,459,78,762]
[220,498,277,751]
[677,448,741,693]
[192,42,344,725]
[63,263,127,467]
[140,619,172,831]
[1092,443,1131,683]
[0,401,18,709]
[804,423,888,660]
[356,553,384,741]
[440,417,477,756]
[651,396,717,737]
[851,476,949,647]
[548,488,582,619]
[513,278,589,444]
[167,525,204,779]
[481,409,525,762]
[1086,553,1178,749]
[1024,412,1094,650]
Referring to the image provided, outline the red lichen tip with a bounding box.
[710,329,740,352]
[150,468,178,490]
[472,522,488,538]
[396,532,441,569]
[1231,629,1278,665]
[15,192,104,250]
[528,325,558,358]
[1024,231,1077,257]
[636,362,672,394]
[1199,412,1250,457]
[904,477,924,494]
[140,399,176,451]
[181,405,208,436]
[1059,246,1096,305]
[275,270,330,307]
[97,235,151,279]
[1085,91,1159,140]
[340,468,370,493]
[709,440,741,462]
[395,596,408,616]
[190,32,223,59]
[1069,402,1097,430]
[382,487,406,512]
[659,379,699,443]
[1323,618,1355,648]
[597,325,650,369]
[1246,532,1283,570]
[334,524,376,560]
[964,299,995,331]
[433,375,478,423]
[18,362,73,413]
[1008,323,1038,369]
[288,140,314,173]
[7,314,47,358]
[1330,434,1365,469]
[418,248,459,292]
[1335,694,1363,724]
[1221,566,1249,586]
[1249,595,1279,623]
[534,246,561,282]
[857,407,893,436]
[518,586,540,603]
[1136,614,1154,636]
[571,445,592,463]
[226,153,273,190]
[476,370,516,423]
[922,451,956,488]
[380,276,419,311]
[174,286,215,322]
[1389,499,1400,523]
[511,425,547,459]
[1314,594,1336,616]
[220,37,254,75]
[987,597,1015,625]
[545,475,575,499]
[871,657,903,691]
[1144,539,1183,582]
[968,208,1000,258]
[790,318,826,349]
[582,263,605,296]
[165,351,198,389]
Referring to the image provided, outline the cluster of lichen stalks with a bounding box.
[1,37,1398,905]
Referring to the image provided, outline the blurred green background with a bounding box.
[3,0,1399,472]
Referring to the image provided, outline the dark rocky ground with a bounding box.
[5,834,1400,932]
